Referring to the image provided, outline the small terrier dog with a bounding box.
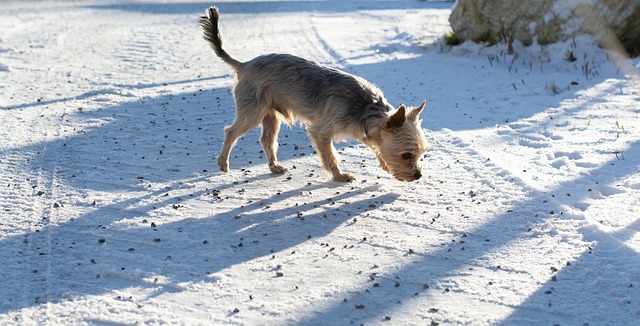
[200,6,429,182]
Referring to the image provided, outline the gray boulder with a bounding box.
[449,0,640,56]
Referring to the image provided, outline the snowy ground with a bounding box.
[1,0,639,325]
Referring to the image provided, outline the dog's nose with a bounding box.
[413,171,422,180]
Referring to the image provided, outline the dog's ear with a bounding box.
[408,100,426,121]
[387,104,406,130]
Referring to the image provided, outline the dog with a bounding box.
[199,6,429,182]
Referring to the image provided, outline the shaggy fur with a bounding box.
[200,6,429,182]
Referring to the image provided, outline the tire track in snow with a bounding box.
[306,17,343,65]
[0,113,64,320]
[113,28,171,74]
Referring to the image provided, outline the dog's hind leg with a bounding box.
[260,112,288,174]
[217,99,263,173]
[307,131,355,182]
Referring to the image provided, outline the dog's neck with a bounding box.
[361,114,387,144]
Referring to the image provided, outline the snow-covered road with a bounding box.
[1,1,639,325]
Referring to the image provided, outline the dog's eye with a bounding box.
[402,153,413,160]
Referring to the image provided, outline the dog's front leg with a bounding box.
[374,151,389,172]
[359,137,389,172]
[308,131,355,182]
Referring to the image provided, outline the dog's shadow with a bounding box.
[139,182,401,293]
[3,180,399,310]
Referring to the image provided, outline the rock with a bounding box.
[449,0,640,56]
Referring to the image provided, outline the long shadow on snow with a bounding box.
[0,75,282,308]
[293,55,640,324]
[0,69,398,314]
[297,138,640,325]
[1,173,398,313]
[0,76,228,111]
[497,150,640,325]
[289,47,640,324]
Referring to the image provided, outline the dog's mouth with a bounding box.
[393,170,423,182]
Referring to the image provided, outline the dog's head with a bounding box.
[376,100,429,182]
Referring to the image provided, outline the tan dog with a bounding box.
[200,6,429,182]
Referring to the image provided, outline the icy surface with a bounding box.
[1,1,639,325]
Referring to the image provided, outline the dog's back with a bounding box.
[238,53,391,133]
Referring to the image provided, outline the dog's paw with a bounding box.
[334,173,356,182]
[269,164,288,174]
[217,157,229,173]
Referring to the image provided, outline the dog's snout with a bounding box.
[413,171,422,180]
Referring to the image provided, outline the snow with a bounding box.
[1,0,639,325]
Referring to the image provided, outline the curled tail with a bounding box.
[199,6,243,71]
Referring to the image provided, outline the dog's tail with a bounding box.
[199,6,243,71]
